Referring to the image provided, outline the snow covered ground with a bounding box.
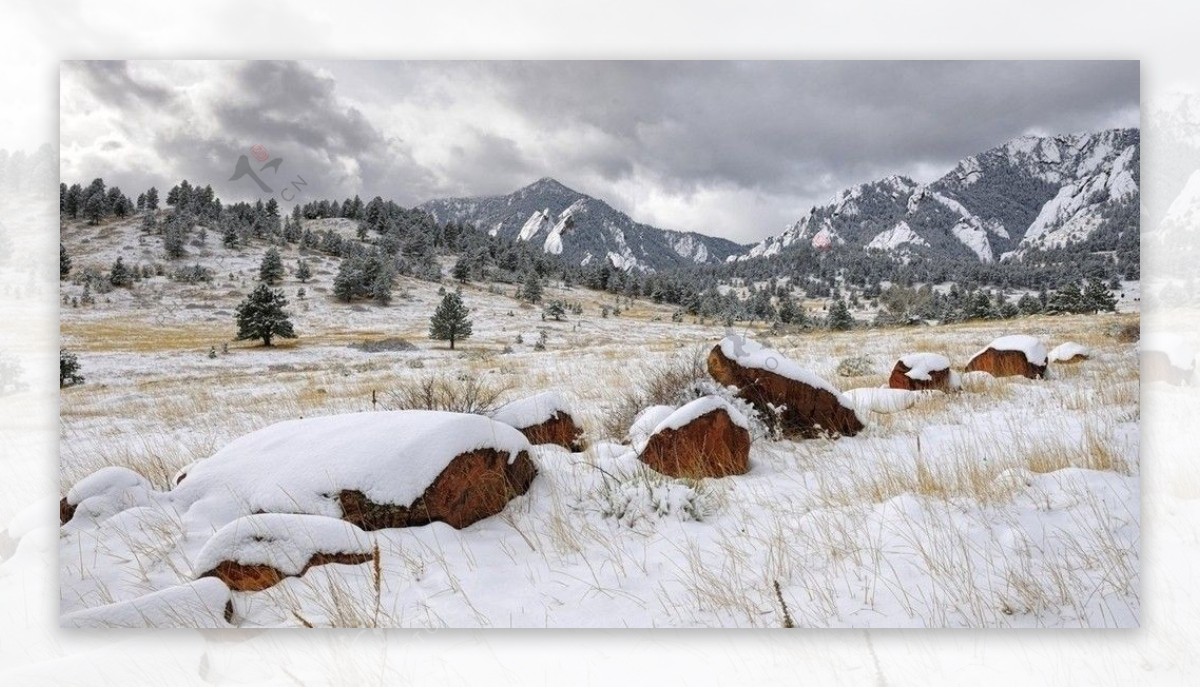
[57,215,1141,628]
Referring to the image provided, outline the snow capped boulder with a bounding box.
[888,352,955,392]
[638,396,750,479]
[491,391,584,451]
[965,335,1048,379]
[707,334,864,439]
[1049,342,1090,364]
[843,388,918,415]
[174,410,537,531]
[1141,333,1195,385]
[626,405,677,453]
[195,514,374,592]
[60,466,156,527]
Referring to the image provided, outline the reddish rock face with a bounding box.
[203,551,375,593]
[707,345,863,439]
[639,408,750,479]
[1142,350,1192,385]
[888,360,952,392]
[338,448,537,531]
[965,348,1047,379]
[59,497,76,526]
[515,412,585,452]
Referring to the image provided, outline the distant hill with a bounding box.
[420,177,746,272]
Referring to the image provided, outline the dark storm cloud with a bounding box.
[68,60,172,108]
[466,60,1138,194]
[62,60,1138,242]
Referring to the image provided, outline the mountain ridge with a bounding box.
[734,127,1140,265]
[419,177,747,272]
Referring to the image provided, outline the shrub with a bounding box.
[384,374,509,415]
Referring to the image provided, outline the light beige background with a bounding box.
[2,1,1197,683]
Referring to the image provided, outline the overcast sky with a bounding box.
[60,60,1138,243]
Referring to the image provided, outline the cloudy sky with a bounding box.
[60,60,1138,243]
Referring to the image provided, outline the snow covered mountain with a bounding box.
[420,178,745,272]
[734,128,1140,264]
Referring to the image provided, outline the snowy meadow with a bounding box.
[58,217,1140,628]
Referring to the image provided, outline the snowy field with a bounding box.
[58,217,1141,628]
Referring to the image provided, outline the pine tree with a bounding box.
[60,349,84,388]
[109,256,133,287]
[145,186,159,210]
[1082,279,1117,313]
[59,243,71,279]
[429,289,473,350]
[543,301,566,321]
[827,299,854,331]
[1016,293,1042,316]
[83,193,105,225]
[164,222,187,259]
[453,257,471,284]
[296,259,312,283]
[259,248,285,284]
[521,272,543,304]
[234,284,297,347]
[371,267,394,306]
[1046,282,1084,314]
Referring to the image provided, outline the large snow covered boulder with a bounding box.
[888,352,956,392]
[638,396,750,479]
[1140,333,1195,385]
[491,391,584,451]
[707,334,863,439]
[626,405,677,453]
[60,466,156,527]
[965,335,1048,379]
[1048,342,1090,364]
[194,514,374,592]
[174,410,537,531]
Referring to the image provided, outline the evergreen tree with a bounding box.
[83,193,105,225]
[1045,282,1084,314]
[1082,279,1117,312]
[59,243,71,279]
[296,259,312,283]
[145,186,159,210]
[222,224,238,248]
[259,247,285,284]
[827,299,854,331]
[371,266,394,306]
[452,256,471,283]
[164,221,187,259]
[141,211,157,234]
[60,349,84,388]
[429,289,473,350]
[234,284,297,347]
[1016,293,1042,316]
[543,301,566,321]
[520,272,543,304]
[109,256,133,288]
